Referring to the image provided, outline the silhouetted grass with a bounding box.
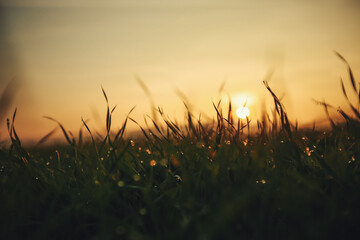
[1,53,360,239]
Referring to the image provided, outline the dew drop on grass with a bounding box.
[133,174,141,182]
[256,179,266,184]
[46,162,50,166]
[174,174,182,182]
[139,208,147,215]
[94,180,100,185]
[130,140,135,147]
[160,158,167,167]
[117,181,125,187]
[150,160,157,167]
[349,156,356,163]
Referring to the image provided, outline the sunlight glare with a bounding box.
[236,106,250,119]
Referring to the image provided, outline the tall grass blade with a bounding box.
[81,117,99,160]
[43,116,73,146]
[335,51,357,93]
[37,127,58,145]
[136,75,158,123]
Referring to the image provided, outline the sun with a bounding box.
[236,106,250,119]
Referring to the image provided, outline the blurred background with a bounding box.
[0,0,359,142]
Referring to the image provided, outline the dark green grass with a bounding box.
[1,54,360,239]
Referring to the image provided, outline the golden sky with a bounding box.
[0,0,360,142]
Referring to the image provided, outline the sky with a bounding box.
[0,0,360,142]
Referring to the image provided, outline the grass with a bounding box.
[1,53,360,239]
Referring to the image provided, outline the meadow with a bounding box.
[1,54,360,239]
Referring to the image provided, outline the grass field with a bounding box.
[1,55,360,239]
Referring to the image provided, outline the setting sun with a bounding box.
[236,106,250,119]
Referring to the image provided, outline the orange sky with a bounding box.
[0,0,360,142]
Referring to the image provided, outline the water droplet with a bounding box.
[150,160,157,167]
[94,180,100,185]
[133,174,141,182]
[139,208,147,215]
[146,149,151,155]
[46,162,50,166]
[130,140,135,147]
[174,174,182,182]
[160,158,167,167]
[117,181,125,187]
